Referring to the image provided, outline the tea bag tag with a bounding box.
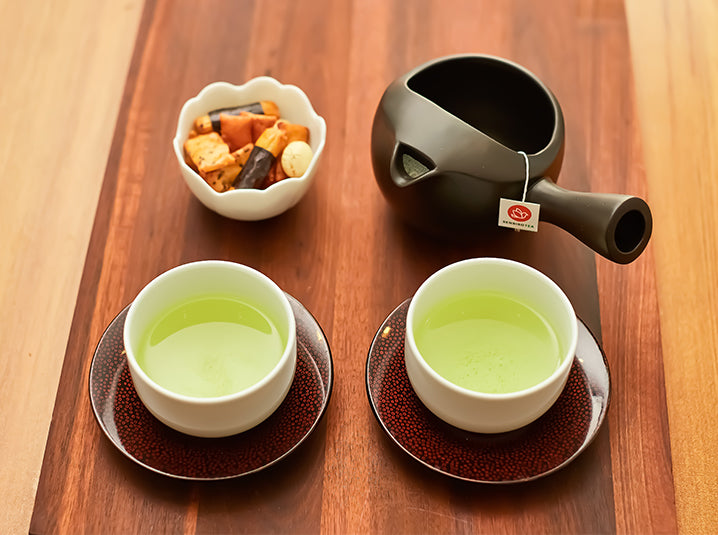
[498,151,540,232]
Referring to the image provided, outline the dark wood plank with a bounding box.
[321,2,612,534]
[30,0,675,533]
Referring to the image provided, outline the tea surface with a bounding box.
[136,295,285,398]
[414,291,562,393]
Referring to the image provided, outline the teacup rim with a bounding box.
[405,257,578,401]
[123,260,297,405]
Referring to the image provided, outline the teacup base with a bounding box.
[366,299,610,483]
[89,294,332,480]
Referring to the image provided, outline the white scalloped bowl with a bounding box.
[173,78,326,220]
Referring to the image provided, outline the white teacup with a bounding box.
[123,260,296,438]
[404,258,578,433]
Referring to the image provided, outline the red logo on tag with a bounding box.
[508,204,532,222]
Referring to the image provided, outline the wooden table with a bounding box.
[2,0,717,533]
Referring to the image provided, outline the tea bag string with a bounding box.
[518,151,529,202]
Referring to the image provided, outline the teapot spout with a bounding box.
[389,142,438,187]
[526,178,652,264]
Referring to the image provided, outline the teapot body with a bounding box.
[370,54,565,237]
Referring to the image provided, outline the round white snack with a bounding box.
[281,141,314,178]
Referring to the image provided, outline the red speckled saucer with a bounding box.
[89,294,332,480]
[366,299,610,483]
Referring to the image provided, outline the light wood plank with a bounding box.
[625,1,718,533]
[0,0,143,532]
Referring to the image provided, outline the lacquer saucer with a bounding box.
[365,299,610,483]
[89,294,333,480]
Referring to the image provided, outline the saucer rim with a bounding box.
[365,298,611,484]
[88,293,333,481]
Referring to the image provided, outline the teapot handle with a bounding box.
[526,178,652,264]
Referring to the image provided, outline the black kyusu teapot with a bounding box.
[371,54,652,264]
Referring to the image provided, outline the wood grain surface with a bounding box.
[3,0,715,533]
[27,0,670,533]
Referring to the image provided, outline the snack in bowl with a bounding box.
[281,140,314,178]
[173,78,326,221]
[183,103,313,193]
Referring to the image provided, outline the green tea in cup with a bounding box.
[404,258,578,433]
[136,294,287,398]
[413,290,562,394]
[124,260,297,437]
